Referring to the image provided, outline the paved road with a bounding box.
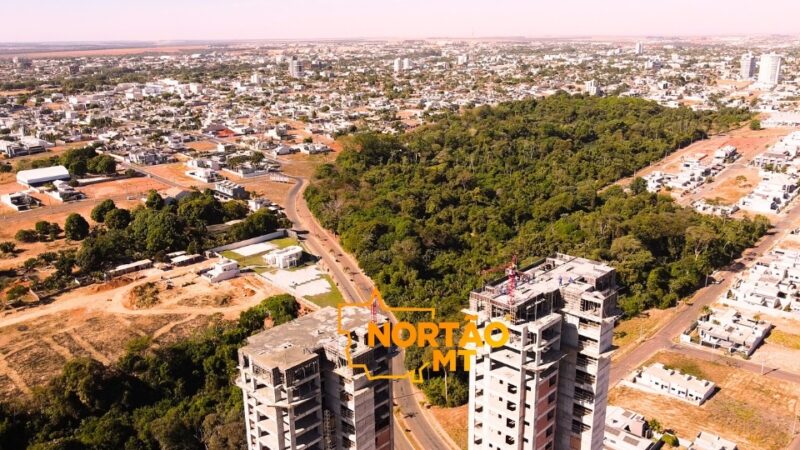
[284,176,454,450]
[610,197,800,448]
[611,197,800,386]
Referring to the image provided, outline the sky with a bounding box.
[2,0,800,42]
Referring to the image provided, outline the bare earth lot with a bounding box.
[0,259,281,399]
[609,351,800,450]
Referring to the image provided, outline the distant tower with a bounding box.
[634,42,644,55]
[740,52,756,79]
[288,57,303,78]
[585,79,599,96]
[393,58,402,73]
[758,53,782,86]
[402,58,412,71]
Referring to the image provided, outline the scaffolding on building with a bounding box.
[322,408,337,450]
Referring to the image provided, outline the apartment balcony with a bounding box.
[293,400,321,420]
[578,321,601,339]
[294,415,320,436]
[574,371,596,387]
[572,404,593,418]
[576,340,599,355]
[573,388,595,406]
[575,355,598,371]
[295,430,322,450]
[571,420,592,434]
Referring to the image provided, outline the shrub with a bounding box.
[5,285,29,301]
[15,229,38,243]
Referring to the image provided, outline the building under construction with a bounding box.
[466,253,618,450]
[237,307,392,450]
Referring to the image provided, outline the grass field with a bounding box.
[220,250,270,273]
[270,237,300,249]
[612,308,671,357]
[305,275,343,308]
[429,405,468,450]
[610,351,800,449]
[766,329,800,350]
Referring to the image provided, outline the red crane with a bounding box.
[506,255,518,306]
[481,255,520,306]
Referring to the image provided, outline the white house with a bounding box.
[204,259,239,283]
[629,363,716,405]
[263,246,303,269]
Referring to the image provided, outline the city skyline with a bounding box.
[3,0,800,42]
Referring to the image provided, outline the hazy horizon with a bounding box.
[3,0,800,43]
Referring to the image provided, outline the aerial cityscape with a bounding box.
[2,2,800,450]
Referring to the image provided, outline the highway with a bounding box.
[283,176,458,450]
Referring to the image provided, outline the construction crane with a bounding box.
[481,255,522,306]
[506,255,518,306]
[370,288,380,323]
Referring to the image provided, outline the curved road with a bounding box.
[284,176,457,450]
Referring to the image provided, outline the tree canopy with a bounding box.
[305,94,761,321]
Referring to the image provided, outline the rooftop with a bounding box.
[241,306,386,371]
[642,362,715,394]
[471,253,616,315]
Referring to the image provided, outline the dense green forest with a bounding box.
[305,94,763,319]
[0,294,298,450]
[304,94,764,405]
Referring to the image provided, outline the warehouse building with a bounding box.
[16,166,71,187]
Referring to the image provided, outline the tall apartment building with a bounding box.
[393,58,402,73]
[634,42,643,55]
[466,254,618,450]
[739,52,756,79]
[289,57,304,78]
[238,307,393,450]
[758,53,782,86]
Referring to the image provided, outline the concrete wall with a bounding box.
[209,229,289,253]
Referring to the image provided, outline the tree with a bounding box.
[630,177,648,195]
[662,434,679,447]
[68,159,87,177]
[749,119,761,130]
[104,208,131,230]
[14,229,37,243]
[35,221,53,239]
[91,199,116,223]
[177,192,224,225]
[222,200,249,221]
[87,155,116,174]
[145,190,165,210]
[144,210,185,254]
[227,209,281,241]
[64,214,90,241]
[54,252,75,277]
[265,294,299,325]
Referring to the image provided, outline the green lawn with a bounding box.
[220,250,270,273]
[270,237,300,249]
[305,275,344,308]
